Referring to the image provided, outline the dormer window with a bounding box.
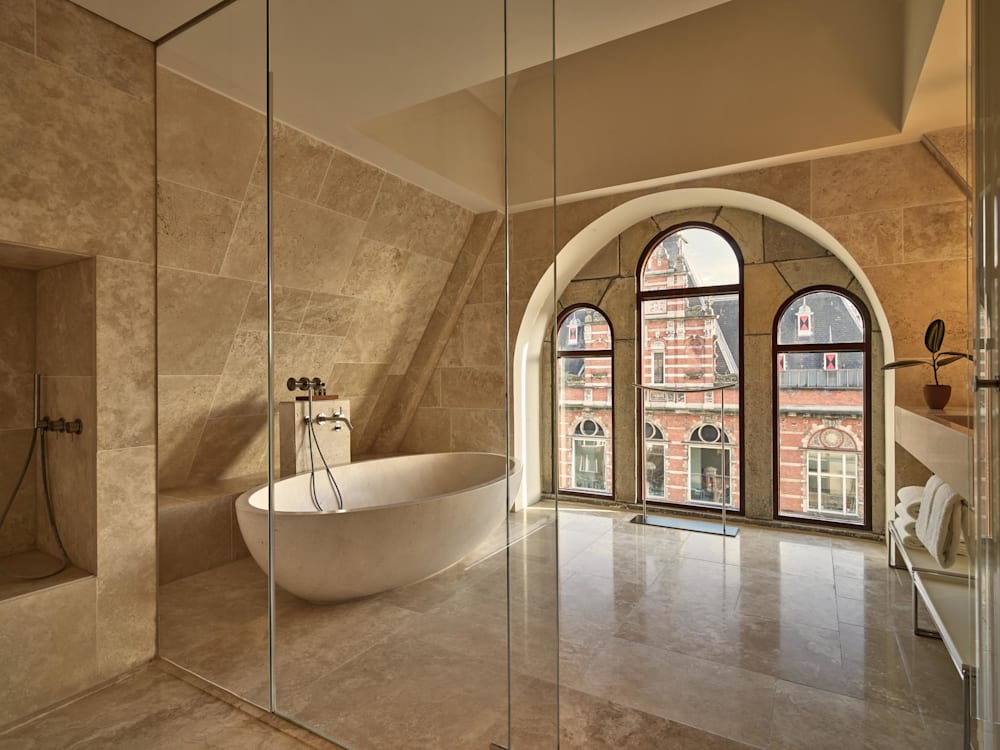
[796,302,813,336]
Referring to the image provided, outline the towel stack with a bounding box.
[918,479,964,568]
[892,481,926,549]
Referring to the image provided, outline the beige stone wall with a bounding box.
[541,209,886,533]
[0,266,37,556]
[0,0,156,725]
[402,140,968,533]
[156,68,476,489]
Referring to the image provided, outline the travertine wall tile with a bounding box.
[157,375,218,489]
[0,577,98,726]
[816,210,903,267]
[902,201,968,262]
[157,268,251,376]
[0,429,36,554]
[157,494,232,584]
[679,162,812,217]
[36,0,153,101]
[218,184,266,282]
[763,217,828,263]
[924,126,970,188]
[251,120,332,201]
[451,408,505,452]
[577,238,619,279]
[156,67,264,200]
[317,149,386,221]
[300,293,356,336]
[96,258,155,450]
[0,45,154,260]
[620,217,663,276]
[364,174,473,262]
[157,180,241,274]
[341,239,407,302]
[0,266,36,431]
[239,284,310,334]
[37,375,96,571]
[400,408,452,454]
[742,335,773,520]
[96,445,156,677]
[0,0,156,725]
[187,414,269,481]
[270,192,365,293]
[35,259,95,377]
[743,264,793,335]
[716,208,764,265]
[811,142,963,218]
[0,0,35,53]
[440,367,505,409]
[598,277,636,340]
[774,256,854,291]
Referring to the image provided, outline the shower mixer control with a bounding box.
[38,416,83,434]
[287,376,327,396]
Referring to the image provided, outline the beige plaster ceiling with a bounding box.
[73,0,967,211]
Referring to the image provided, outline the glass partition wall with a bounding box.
[156,2,558,747]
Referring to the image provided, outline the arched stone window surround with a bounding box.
[513,187,894,521]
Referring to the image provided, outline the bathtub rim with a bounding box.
[235,451,522,517]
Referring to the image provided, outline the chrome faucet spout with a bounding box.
[305,410,354,431]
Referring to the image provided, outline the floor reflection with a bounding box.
[152,501,962,749]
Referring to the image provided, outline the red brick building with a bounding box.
[557,225,869,526]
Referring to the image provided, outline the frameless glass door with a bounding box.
[266,1,558,747]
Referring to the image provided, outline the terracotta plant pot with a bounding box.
[922,384,952,410]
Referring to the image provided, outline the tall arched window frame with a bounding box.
[557,305,614,496]
[637,223,744,511]
[773,286,872,528]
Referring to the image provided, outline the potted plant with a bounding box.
[881,319,972,410]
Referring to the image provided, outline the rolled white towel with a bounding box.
[892,516,923,549]
[897,485,923,516]
[922,474,945,506]
[916,481,963,568]
[894,505,917,535]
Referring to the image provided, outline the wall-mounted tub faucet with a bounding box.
[306,407,354,432]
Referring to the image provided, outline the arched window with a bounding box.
[644,421,667,498]
[557,306,613,495]
[687,423,734,505]
[637,224,743,510]
[774,287,871,527]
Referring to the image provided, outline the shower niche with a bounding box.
[0,246,97,600]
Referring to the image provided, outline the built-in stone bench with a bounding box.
[157,475,265,584]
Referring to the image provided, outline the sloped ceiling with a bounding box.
[74,0,966,210]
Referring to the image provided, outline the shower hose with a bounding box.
[0,427,69,580]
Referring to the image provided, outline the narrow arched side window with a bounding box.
[773,287,871,528]
[557,305,614,496]
[636,223,744,510]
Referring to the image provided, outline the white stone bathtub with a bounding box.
[235,452,520,603]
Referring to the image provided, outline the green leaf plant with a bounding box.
[880,319,972,385]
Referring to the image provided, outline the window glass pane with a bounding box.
[777,351,865,524]
[640,227,739,291]
[640,292,740,509]
[645,442,666,497]
[558,354,612,494]
[777,291,865,346]
[558,307,612,351]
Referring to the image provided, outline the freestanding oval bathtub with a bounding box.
[235,452,521,603]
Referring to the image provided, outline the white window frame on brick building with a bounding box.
[556,305,615,497]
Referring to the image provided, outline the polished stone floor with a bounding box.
[62,502,965,749]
